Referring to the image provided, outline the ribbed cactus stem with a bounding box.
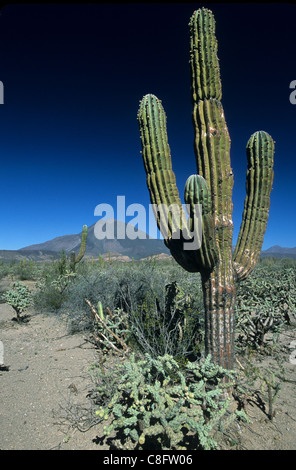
[233,131,274,280]
[138,94,188,240]
[189,8,236,369]
[189,8,222,101]
[97,301,104,321]
[184,174,218,270]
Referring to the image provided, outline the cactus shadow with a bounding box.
[11,313,31,324]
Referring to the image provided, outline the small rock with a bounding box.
[68,383,78,394]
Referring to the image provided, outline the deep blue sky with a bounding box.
[0,3,295,250]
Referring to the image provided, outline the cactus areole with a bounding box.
[137,8,275,369]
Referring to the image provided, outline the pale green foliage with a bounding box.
[236,264,296,352]
[236,358,284,422]
[2,281,32,321]
[129,280,202,361]
[237,308,285,351]
[49,272,76,293]
[91,354,246,450]
[34,257,76,312]
[93,303,130,354]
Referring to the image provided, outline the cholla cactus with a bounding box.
[2,281,32,322]
[137,8,275,369]
[93,353,243,450]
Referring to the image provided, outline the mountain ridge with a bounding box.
[0,220,295,262]
[18,219,170,261]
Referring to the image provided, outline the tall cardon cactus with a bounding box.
[137,8,275,369]
[70,224,88,272]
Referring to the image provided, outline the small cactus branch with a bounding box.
[85,298,129,354]
[184,174,218,270]
[233,131,275,281]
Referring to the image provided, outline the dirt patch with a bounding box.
[220,331,296,450]
[0,279,295,450]
[0,301,103,449]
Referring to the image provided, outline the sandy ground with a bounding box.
[0,302,102,449]
[0,278,296,451]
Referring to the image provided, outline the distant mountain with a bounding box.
[0,221,295,262]
[260,245,296,259]
[0,249,58,262]
[19,219,170,260]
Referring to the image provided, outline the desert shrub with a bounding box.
[33,261,76,313]
[236,308,285,353]
[0,261,10,280]
[0,259,42,281]
[2,281,32,322]
[90,353,246,450]
[237,264,296,316]
[235,263,296,353]
[60,266,125,333]
[13,260,40,280]
[61,263,204,359]
[87,299,130,355]
[129,279,203,361]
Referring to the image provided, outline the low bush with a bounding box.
[90,353,246,450]
[2,281,32,322]
[61,263,203,359]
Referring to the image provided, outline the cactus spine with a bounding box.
[137,8,275,369]
[70,224,88,272]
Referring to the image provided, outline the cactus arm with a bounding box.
[70,225,88,272]
[138,94,200,272]
[137,94,187,240]
[233,131,275,281]
[184,174,218,270]
[75,224,88,264]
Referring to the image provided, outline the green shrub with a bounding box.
[129,279,203,361]
[0,261,10,280]
[33,269,75,313]
[2,281,32,322]
[61,263,203,358]
[91,353,246,450]
[235,263,296,353]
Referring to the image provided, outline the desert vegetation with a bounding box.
[1,254,295,450]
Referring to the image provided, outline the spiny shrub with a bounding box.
[236,264,296,320]
[2,281,32,322]
[61,263,203,358]
[236,308,285,353]
[235,263,296,352]
[91,353,246,450]
[129,279,203,361]
[0,261,10,280]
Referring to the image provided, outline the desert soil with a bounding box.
[0,278,296,451]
